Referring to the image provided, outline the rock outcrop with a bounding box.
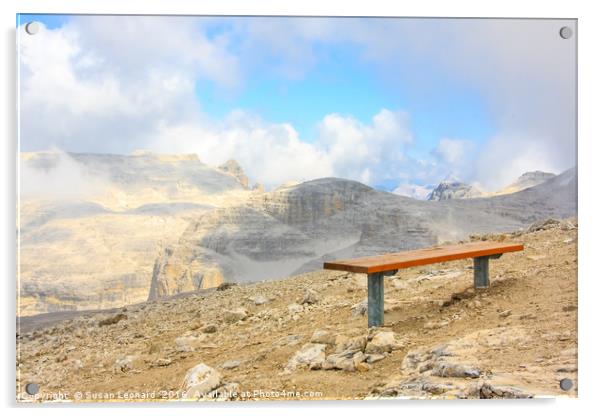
[218,159,249,189]
[427,179,483,201]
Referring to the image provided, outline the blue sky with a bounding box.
[17,14,576,193]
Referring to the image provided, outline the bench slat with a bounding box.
[323,241,523,274]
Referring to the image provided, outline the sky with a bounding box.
[17,15,577,194]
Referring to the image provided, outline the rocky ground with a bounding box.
[16,218,578,402]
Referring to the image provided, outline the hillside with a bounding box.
[18,151,252,315]
[153,169,576,298]
[18,151,577,315]
[16,219,578,401]
[495,171,556,196]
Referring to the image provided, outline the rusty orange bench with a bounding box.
[324,241,524,327]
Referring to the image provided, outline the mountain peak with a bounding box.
[427,179,482,201]
[516,170,556,182]
[218,159,249,189]
[496,170,556,195]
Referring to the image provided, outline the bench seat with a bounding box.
[323,241,524,327]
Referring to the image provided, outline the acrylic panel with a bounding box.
[16,15,577,402]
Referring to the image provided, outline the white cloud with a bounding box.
[233,18,576,184]
[431,138,472,166]
[316,109,412,185]
[18,17,239,154]
[20,151,110,199]
[18,18,418,191]
[18,16,576,193]
[148,109,412,189]
[473,134,559,190]
[392,183,433,200]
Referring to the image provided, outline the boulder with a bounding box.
[183,363,222,399]
[336,335,367,354]
[323,350,357,371]
[285,343,326,372]
[365,331,403,354]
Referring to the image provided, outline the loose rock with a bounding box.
[201,324,218,334]
[114,356,135,373]
[287,303,303,314]
[182,363,222,398]
[221,360,241,370]
[365,331,403,354]
[223,308,248,323]
[301,288,320,305]
[351,300,368,317]
[431,362,480,378]
[98,313,127,327]
[285,343,326,372]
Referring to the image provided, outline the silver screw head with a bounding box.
[559,26,573,39]
[559,378,573,391]
[25,21,39,35]
[25,382,39,395]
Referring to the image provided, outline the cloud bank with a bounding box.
[18,16,576,193]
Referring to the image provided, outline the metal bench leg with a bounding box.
[473,256,490,288]
[367,272,385,327]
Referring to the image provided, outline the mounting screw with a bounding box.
[25,21,39,35]
[559,378,573,391]
[559,26,573,40]
[25,382,39,395]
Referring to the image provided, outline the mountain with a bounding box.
[152,169,576,299]
[426,170,557,201]
[494,170,556,195]
[18,151,577,315]
[426,179,483,201]
[18,151,251,316]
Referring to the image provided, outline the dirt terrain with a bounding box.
[16,218,577,401]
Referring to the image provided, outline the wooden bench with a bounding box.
[323,241,524,327]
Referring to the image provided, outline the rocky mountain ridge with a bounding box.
[151,168,576,300]
[427,180,483,201]
[426,170,557,201]
[18,151,576,315]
